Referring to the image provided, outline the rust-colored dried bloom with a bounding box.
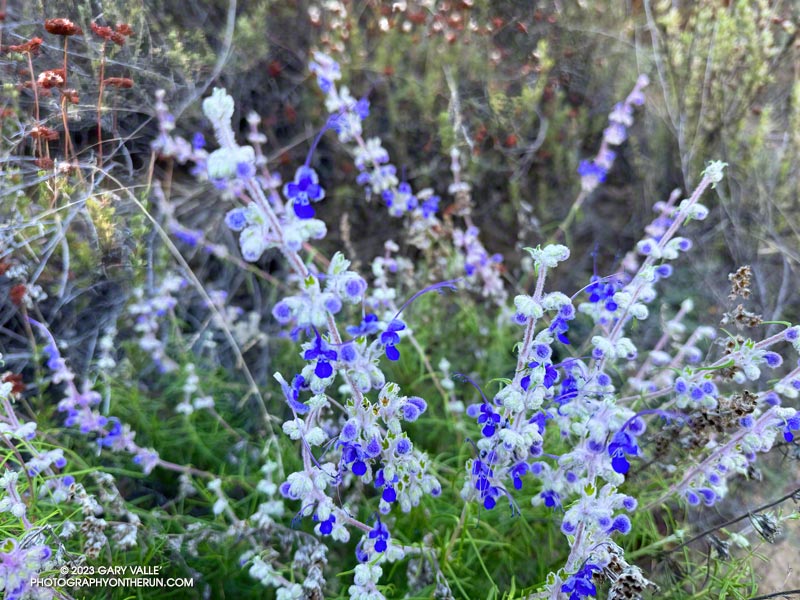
[34,157,55,169]
[6,37,44,54]
[92,21,126,45]
[103,77,134,88]
[91,22,113,39]
[30,125,60,141]
[115,23,134,36]
[10,284,27,306]
[2,373,26,395]
[61,88,80,103]
[45,18,83,36]
[37,69,66,89]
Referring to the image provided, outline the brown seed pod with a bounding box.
[45,18,83,36]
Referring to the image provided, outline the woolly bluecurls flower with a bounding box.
[577,160,608,192]
[578,74,649,193]
[348,563,384,600]
[0,538,55,600]
[453,226,506,303]
[380,319,406,361]
[338,339,387,393]
[283,166,326,219]
[354,138,390,170]
[276,373,309,414]
[309,50,342,93]
[673,376,720,409]
[579,274,624,326]
[368,517,391,553]
[560,484,636,539]
[303,333,339,379]
[128,274,185,373]
[561,561,602,600]
[348,314,380,337]
[658,372,800,508]
[607,428,642,475]
[307,52,438,223]
[326,252,368,304]
[384,181,417,217]
[272,285,343,330]
[29,319,160,475]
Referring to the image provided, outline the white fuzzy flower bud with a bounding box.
[514,295,543,319]
[202,88,235,125]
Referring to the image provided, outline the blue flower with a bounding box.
[303,334,338,378]
[577,160,608,189]
[421,194,440,218]
[369,517,391,553]
[283,166,325,219]
[192,132,206,150]
[510,462,528,490]
[471,458,501,509]
[477,403,501,437]
[541,489,560,508]
[347,314,380,337]
[608,430,639,474]
[317,514,336,535]
[380,319,406,361]
[340,441,367,475]
[783,415,800,442]
[561,562,601,600]
[278,373,308,414]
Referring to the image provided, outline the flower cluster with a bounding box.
[185,84,443,598]
[28,319,160,474]
[577,75,649,193]
[128,274,186,373]
[309,51,439,222]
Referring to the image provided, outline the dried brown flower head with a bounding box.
[30,125,60,141]
[103,77,134,89]
[750,512,780,543]
[10,284,27,305]
[2,373,26,394]
[61,88,80,104]
[721,303,763,329]
[91,22,128,46]
[115,23,134,37]
[45,18,83,36]
[728,265,752,299]
[5,37,44,54]
[37,69,66,89]
[34,157,55,169]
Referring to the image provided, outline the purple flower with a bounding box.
[380,319,406,361]
[283,166,325,219]
[347,314,380,337]
[303,333,338,378]
[368,517,391,553]
[561,562,601,600]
